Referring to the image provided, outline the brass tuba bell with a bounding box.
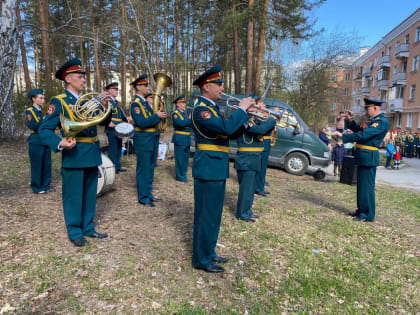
[153,73,172,133]
[60,92,111,138]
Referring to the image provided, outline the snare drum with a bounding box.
[115,122,135,139]
[97,153,116,195]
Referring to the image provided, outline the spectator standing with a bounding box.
[385,140,396,169]
[394,146,402,169]
[319,127,331,150]
[331,139,346,176]
[336,112,346,133]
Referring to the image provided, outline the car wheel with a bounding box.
[284,152,309,176]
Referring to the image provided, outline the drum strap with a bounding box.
[75,136,99,143]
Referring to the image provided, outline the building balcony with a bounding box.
[395,44,409,58]
[352,87,361,96]
[379,55,391,68]
[389,98,404,112]
[362,87,370,95]
[352,105,361,114]
[362,67,371,77]
[391,72,406,86]
[353,72,362,80]
[378,79,389,90]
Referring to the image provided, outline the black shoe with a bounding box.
[176,178,188,183]
[213,255,229,263]
[353,217,367,222]
[263,191,270,195]
[239,217,256,223]
[71,237,88,247]
[87,232,108,239]
[150,197,162,202]
[255,191,267,197]
[252,214,260,219]
[194,264,225,273]
[347,211,360,217]
[118,168,127,172]
[140,201,156,207]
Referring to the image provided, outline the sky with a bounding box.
[310,0,419,48]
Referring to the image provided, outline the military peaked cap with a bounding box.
[193,65,224,87]
[55,58,85,81]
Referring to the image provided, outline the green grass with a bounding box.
[0,142,418,313]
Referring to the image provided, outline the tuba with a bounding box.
[153,73,172,132]
[60,92,111,138]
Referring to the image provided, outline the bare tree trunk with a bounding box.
[15,5,31,93]
[232,4,241,94]
[34,43,40,86]
[245,0,254,94]
[89,0,101,90]
[0,0,18,141]
[38,0,52,95]
[255,0,268,95]
[120,2,127,107]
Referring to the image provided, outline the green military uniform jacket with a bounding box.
[235,117,276,171]
[130,94,160,152]
[105,98,128,133]
[192,96,248,180]
[343,113,389,166]
[25,105,44,144]
[38,90,104,168]
[171,109,192,146]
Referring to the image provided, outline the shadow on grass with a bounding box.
[288,189,352,216]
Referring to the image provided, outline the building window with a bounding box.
[397,113,402,128]
[398,86,405,99]
[418,113,420,128]
[402,60,407,73]
[331,74,337,82]
[388,47,392,56]
[372,76,376,88]
[344,88,349,96]
[409,85,416,100]
[416,27,420,42]
[374,56,378,67]
[369,61,373,69]
[331,103,336,110]
[407,112,412,128]
[344,103,349,110]
[412,56,419,72]
[405,34,409,44]
[393,65,397,74]
[345,73,350,81]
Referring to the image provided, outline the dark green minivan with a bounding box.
[188,92,330,176]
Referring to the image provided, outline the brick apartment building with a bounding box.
[329,8,420,132]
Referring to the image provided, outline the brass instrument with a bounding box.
[153,73,172,132]
[407,134,414,142]
[60,92,111,138]
[221,93,267,120]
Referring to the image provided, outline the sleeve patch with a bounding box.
[173,114,178,119]
[371,122,379,128]
[134,107,141,114]
[200,111,211,119]
[26,114,32,121]
[47,104,55,115]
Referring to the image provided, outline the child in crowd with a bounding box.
[331,139,346,176]
[394,146,401,169]
[385,140,396,169]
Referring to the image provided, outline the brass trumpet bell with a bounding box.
[60,92,111,138]
[153,73,172,133]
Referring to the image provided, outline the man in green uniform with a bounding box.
[104,82,128,173]
[145,92,162,200]
[191,65,254,273]
[130,75,166,207]
[414,133,420,158]
[25,89,52,194]
[333,98,389,222]
[38,58,109,246]
[171,94,192,182]
[254,98,275,196]
[235,113,276,222]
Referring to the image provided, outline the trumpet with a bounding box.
[221,93,267,120]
